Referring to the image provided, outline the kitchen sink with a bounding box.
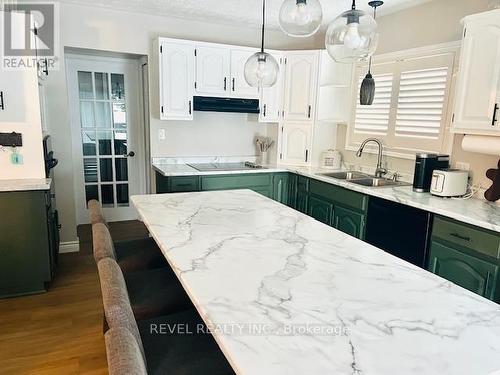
[319,171,371,180]
[349,178,410,188]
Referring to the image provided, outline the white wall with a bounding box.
[0,11,45,180]
[45,3,312,244]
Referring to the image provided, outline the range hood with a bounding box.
[193,96,260,114]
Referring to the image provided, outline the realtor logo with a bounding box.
[2,2,59,70]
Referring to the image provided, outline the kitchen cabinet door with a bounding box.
[280,123,312,166]
[453,12,500,134]
[195,45,230,97]
[308,195,333,226]
[283,51,319,122]
[273,173,289,205]
[260,51,284,123]
[295,189,308,214]
[159,40,195,120]
[230,49,259,99]
[428,241,499,301]
[0,65,33,124]
[334,205,366,240]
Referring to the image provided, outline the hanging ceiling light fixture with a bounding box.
[244,0,279,88]
[279,0,323,38]
[325,0,379,63]
[359,1,383,105]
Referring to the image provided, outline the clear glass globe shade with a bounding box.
[244,52,279,88]
[279,0,323,38]
[325,9,378,63]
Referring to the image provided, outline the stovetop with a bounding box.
[187,162,265,172]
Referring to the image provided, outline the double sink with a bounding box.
[319,171,411,188]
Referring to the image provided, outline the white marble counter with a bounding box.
[152,162,500,233]
[153,163,289,177]
[0,178,51,192]
[132,190,500,375]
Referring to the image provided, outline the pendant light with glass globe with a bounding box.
[278,0,323,38]
[244,0,279,88]
[359,1,383,105]
[325,0,379,63]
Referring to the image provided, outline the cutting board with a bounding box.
[484,159,500,202]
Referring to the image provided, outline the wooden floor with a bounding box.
[0,220,149,375]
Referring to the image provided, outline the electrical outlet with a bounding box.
[158,129,166,140]
[455,162,470,171]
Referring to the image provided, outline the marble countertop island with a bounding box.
[132,190,500,375]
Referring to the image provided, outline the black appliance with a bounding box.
[365,197,433,268]
[193,96,260,114]
[42,135,60,272]
[412,153,449,192]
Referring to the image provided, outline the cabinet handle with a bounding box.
[492,103,498,126]
[232,78,235,92]
[224,77,227,91]
[449,232,471,242]
[305,149,309,163]
[308,105,312,119]
[263,104,267,117]
[43,58,49,76]
[0,91,4,110]
[188,100,192,115]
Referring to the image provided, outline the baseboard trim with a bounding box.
[59,241,80,254]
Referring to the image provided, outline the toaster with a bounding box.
[430,169,469,197]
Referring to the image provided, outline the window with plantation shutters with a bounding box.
[348,48,457,156]
[354,73,393,136]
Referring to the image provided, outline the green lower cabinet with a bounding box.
[428,241,499,301]
[287,174,298,209]
[307,195,334,225]
[273,173,290,205]
[334,205,366,240]
[295,190,309,214]
[156,173,200,193]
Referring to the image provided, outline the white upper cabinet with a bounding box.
[316,50,353,123]
[230,49,259,99]
[453,10,500,135]
[159,39,195,120]
[260,51,284,123]
[195,45,230,97]
[280,123,312,166]
[0,69,30,124]
[283,51,319,122]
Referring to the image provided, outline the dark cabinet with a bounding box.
[272,173,289,205]
[308,196,333,225]
[156,174,200,193]
[428,216,500,303]
[334,206,365,240]
[295,176,309,213]
[428,241,499,300]
[0,190,57,298]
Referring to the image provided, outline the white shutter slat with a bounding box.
[354,73,393,136]
[395,66,448,140]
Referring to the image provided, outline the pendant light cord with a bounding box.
[261,0,266,53]
[351,0,356,10]
[367,3,380,74]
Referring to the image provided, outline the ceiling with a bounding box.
[56,0,435,30]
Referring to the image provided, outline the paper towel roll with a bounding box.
[461,135,500,156]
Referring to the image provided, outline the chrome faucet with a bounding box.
[356,138,387,178]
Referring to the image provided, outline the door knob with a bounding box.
[124,151,135,157]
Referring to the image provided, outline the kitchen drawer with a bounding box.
[432,216,500,259]
[169,176,200,192]
[309,179,368,212]
[201,173,272,191]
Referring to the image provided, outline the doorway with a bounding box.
[66,53,147,224]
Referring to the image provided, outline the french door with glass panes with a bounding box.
[67,55,145,224]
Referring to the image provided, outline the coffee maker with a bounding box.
[412,153,450,192]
